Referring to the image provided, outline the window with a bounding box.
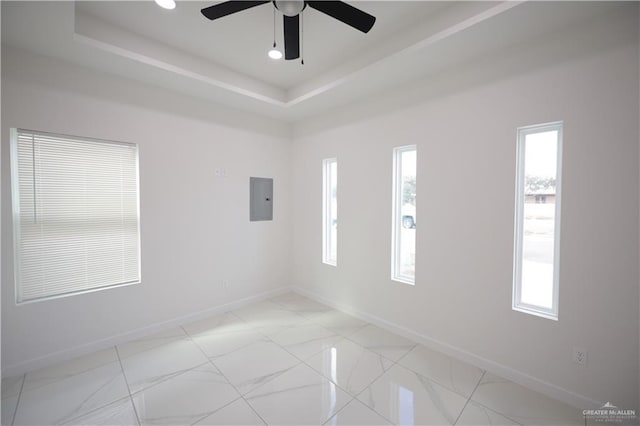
[322,158,337,265]
[11,129,141,303]
[513,122,563,320]
[391,145,417,284]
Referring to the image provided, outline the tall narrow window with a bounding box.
[322,158,337,265]
[11,129,141,303]
[513,122,563,320]
[391,145,417,284]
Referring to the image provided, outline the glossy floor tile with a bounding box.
[398,344,484,398]
[269,322,342,360]
[116,328,188,359]
[5,293,591,426]
[1,375,23,426]
[119,335,210,394]
[13,361,129,425]
[2,376,24,399]
[349,324,416,362]
[131,364,239,425]
[325,398,392,425]
[182,312,250,336]
[471,373,585,425]
[189,327,269,359]
[311,310,368,337]
[211,340,300,395]
[455,400,521,425]
[357,364,468,425]
[62,397,139,426]
[22,348,119,393]
[306,338,393,396]
[271,293,334,317]
[195,398,265,425]
[245,363,351,425]
[2,395,19,426]
[232,300,308,335]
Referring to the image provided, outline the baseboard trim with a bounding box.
[1,286,290,378]
[292,286,603,410]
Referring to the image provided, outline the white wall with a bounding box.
[1,48,292,374]
[292,5,639,410]
[2,1,639,413]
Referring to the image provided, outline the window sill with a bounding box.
[17,280,141,305]
[512,304,558,321]
[391,276,415,286]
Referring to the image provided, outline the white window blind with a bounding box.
[11,129,141,303]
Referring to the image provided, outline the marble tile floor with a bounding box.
[2,293,595,425]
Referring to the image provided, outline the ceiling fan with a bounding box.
[201,1,376,60]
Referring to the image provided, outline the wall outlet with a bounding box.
[573,347,587,366]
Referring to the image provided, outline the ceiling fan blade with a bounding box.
[307,1,375,33]
[283,15,300,60]
[201,1,269,20]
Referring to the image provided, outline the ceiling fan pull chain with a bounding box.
[273,7,277,48]
[200,1,375,60]
[301,10,304,65]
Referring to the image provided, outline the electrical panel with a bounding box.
[250,177,273,221]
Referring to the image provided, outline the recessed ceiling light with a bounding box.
[268,49,283,60]
[154,0,176,10]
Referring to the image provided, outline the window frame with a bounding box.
[322,158,337,266]
[391,145,417,285]
[10,128,141,304]
[512,121,563,320]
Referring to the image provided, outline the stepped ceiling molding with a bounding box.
[1,1,621,122]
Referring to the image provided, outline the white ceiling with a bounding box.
[1,1,625,123]
[75,1,450,89]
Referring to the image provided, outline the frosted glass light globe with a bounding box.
[268,49,283,60]
[274,1,305,17]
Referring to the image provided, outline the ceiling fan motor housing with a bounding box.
[200,1,376,60]
[274,0,306,17]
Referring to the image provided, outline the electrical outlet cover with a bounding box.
[573,347,587,366]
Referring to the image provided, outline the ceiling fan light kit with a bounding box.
[200,1,376,62]
[153,0,176,10]
[274,0,306,17]
[268,48,283,59]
